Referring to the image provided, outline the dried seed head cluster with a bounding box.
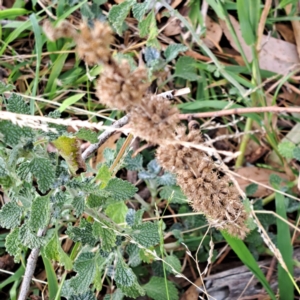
[96,61,149,111]
[43,20,114,65]
[75,21,114,65]
[129,95,180,143]
[157,123,250,239]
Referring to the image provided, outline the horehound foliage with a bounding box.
[44,20,250,239]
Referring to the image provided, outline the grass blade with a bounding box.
[42,254,59,300]
[223,232,276,299]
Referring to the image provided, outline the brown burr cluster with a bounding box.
[43,19,249,239]
[156,122,250,239]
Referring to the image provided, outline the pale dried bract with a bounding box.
[43,20,78,41]
[75,21,114,65]
[96,61,149,110]
[157,123,250,239]
[130,95,180,143]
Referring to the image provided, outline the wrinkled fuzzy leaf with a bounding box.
[164,255,181,274]
[29,157,56,193]
[7,93,30,114]
[0,120,34,146]
[278,141,295,159]
[72,196,85,217]
[144,47,160,66]
[157,173,177,186]
[0,157,8,177]
[103,289,124,300]
[0,81,14,93]
[115,259,136,287]
[105,202,128,224]
[29,196,50,231]
[0,201,23,229]
[92,220,116,252]
[66,219,98,246]
[138,10,156,38]
[245,183,258,196]
[108,0,135,35]
[293,147,300,160]
[127,243,141,267]
[132,222,160,247]
[69,290,96,300]
[126,209,136,226]
[269,173,283,186]
[43,232,60,261]
[164,44,188,62]
[103,148,115,166]
[159,185,187,204]
[86,193,108,208]
[5,228,23,262]
[70,252,97,294]
[119,281,145,298]
[19,224,46,249]
[132,2,150,21]
[147,159,161,175]
[143,276,178,300]
[104,178,137,201]
[96,164,111,186]
[174,56,198,81]
[52,136,85,175]
[76,128,98,143]
[124,152,143,171]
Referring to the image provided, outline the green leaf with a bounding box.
[6,93,30,114]
[132,222,160,247]
[138,10,158,44]
[293,147,300,160]
[0,120,34,146]
[124,152,143,171]
[104,178,137,201]
[76,128,98,143]
[132,2,150,21]
[245,183,258,196]
[143,276,178,300]
[278,141,295,158]
[119,281,145,298]
[115,259,136,286]
[0,201,23,229]
[269,174,282,186]
[127,243,141,267]
[164,255,181,274]
[5,228,23,262]
[92,220,116,251]
[42,255,59,300]
[159,185,187,204]
[0,81,14,93]
[164,44,188,62]
[104,289,124,300]
[69,290,96,300]
[43,232,60,261]
[174,56,198,81]
[59,93,85,112]
[19,224,46,249]
[96,164,111,186]
[0,157,8,177]
[86,193,108,208]
[70,252,97,293]
[223,232,276,299]
[72,196,85,217]
[108,0,135,35]
[66,219,97,246]
[29,196,50,231]
[105,202,128,224]
[28,157,56,193]
[52,136,85,175]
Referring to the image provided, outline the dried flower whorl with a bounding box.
[129,95,180,143]
[96,61,149,111]
[43,20,78,41]
[157,123,250,239]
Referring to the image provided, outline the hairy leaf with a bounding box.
[138,10,158,44]
[115,259,136,286]
[278,141,295,159]
[43,231,60,261]
[0,201,23,229]
[124,152,143,171]
[104,178,137,201]
[293,147,300,160]
[0,81,14,93]
[105,202,128,224]
[164,255,181,274]
[127,243,141,267]
[103,289,124,300]
[92,220,116,251]
[6,93,30,114]
[245,183,258,196]
[86,193,108,208]
[72,196,85,217]
[96,164,111,186]
[164,44,188,62]
[19,224,46,249]
[29,157,56,193]
[69,290,96,300]
[52,136,85,175]
[119,281,145,298]
[132,1,150,21]
[5,228,23,262]
[143,276,178,300]
[108,0,135,35]
[76,128,98,144]
[174,56,198,81]
[132,222,160,247]
[159,185,187,204]
[29,196,50,231]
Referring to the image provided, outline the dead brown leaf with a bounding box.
[219,15,300,75]
[203,16,222,50]
[234,167,289,198]
[276,23,296,44]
